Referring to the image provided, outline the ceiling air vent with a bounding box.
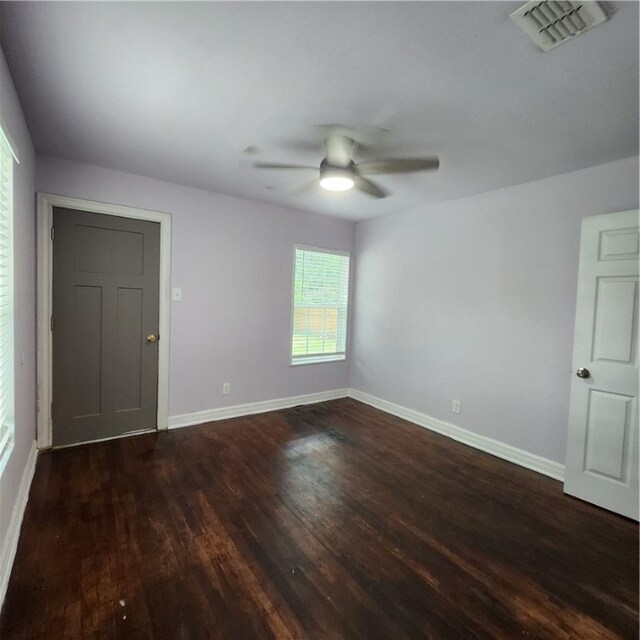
[510,1,608,51]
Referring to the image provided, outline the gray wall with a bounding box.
[0,50,36,552]
[36,156,355,418]
[351,156,639,464]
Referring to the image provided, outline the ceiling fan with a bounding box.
[254,134,439,199]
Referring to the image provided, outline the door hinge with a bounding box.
[50,227,55,240]
[50,402,53,418]
[50,316,54,331]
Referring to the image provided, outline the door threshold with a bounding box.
[48,428,157,450]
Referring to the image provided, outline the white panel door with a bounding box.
[565,210,639,520]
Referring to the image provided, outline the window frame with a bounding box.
[0,127,16,476]
[290,243,351,366]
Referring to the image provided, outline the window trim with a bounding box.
[290,243,351,367]
[0,126,16,476]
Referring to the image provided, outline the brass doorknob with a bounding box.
[146,334,157,343]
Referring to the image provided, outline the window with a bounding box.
[291,245,350,365]
[0,128,14,474]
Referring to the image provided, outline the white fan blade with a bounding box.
[357,158,439,175]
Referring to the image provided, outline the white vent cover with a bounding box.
[511,1,608,51]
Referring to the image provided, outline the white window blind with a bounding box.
[291,245,350,365]
[0,129,14,474]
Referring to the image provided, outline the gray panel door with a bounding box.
[52,208,160,446]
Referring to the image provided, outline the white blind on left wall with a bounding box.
[0,129,14,474]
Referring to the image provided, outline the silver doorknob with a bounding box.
[146,334,157,343]
[576,367,590,379]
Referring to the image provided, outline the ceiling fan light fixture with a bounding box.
[319,162,355,192]
[320,175,354,192]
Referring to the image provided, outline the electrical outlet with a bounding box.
[222,382,231,395]
[452,399,461,414]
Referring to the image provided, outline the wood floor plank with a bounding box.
[1,398,637,639]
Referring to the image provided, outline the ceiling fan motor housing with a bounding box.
[320,158,356,177]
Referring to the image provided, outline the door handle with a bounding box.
[576,367,590,379]
[146,334,158,343]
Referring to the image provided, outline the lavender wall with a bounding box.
[36,156,355,418]
[351,156,639,464]
[0,50,36,553]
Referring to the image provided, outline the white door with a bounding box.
[565,209,639,520]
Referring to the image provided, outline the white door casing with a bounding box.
[37,193,172,449]
[564,209,639,520]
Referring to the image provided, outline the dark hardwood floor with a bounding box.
[1,398,638,639]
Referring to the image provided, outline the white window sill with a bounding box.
[291,354,346,366]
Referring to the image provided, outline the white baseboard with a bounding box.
[168,388,350,430]
[0,440,38,608]
[170,386,564,481]
[348,389,565,482]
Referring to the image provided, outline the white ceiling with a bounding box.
[1,1,637,221]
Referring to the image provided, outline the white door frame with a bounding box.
[36,193,172,449]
